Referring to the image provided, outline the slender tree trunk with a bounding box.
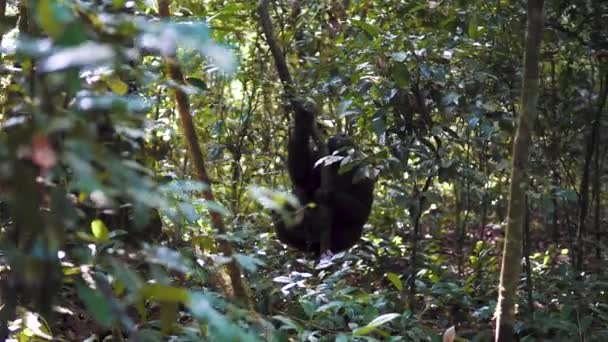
[592,134,601,259]
[408,175,433,313]
[523,196,534,314]
[595,145,608,258]
[158,0,252,309]
[408,202,421,313]
[454,183,463,272]
[551,172,560,243]
[479,141,489,241]
[575,71,608,270]
[458,138,471,276]
[494,1,544,341]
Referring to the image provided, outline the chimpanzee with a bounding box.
[274,111,375,254]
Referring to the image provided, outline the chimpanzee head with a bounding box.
[326,133,354,154]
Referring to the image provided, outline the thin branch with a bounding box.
[158,0,252,308]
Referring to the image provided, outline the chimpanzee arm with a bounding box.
[287,110,316,192]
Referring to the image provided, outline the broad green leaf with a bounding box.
[442,92,461,106]
[353,313,401,336]
[91,219,110,242]
[186,77,208,91]
[38,0,69,38]
[391,63,411,87]
[386,273,403,291]
[352,19,380,36]
[188,292,259,342]
[40,42,116,72]
[336,334,349,342]
[233,254,264,272]
[160,301,178,334]
[76,282,114,328]
[21,312,52,340]
[112,0,128,10]
[250,186,300,211]
[203,200,231,217]
[131,329,163,341]
[106,75,129,95]
[143,245,192,273]
[76,231,97,242]
[192,236,216,251]
[317,301,345,313]
[272,315,303,332]
[561,190,577,202]
[542,196,555,213]
[372,114,386,137]
[391,51,407,62]
[468,15,479,39]
[140,284,189,303]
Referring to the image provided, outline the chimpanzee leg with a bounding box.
[274,205,321,253]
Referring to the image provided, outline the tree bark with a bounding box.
[495,1,544,341]
[408,174,433,313]
[594,145,608,259]
[575,72,608,270]
[523,196,534,314]
[158,0,252,308]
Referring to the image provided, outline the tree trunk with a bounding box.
[592,135,601,260]
[595,145,608,259]
[494,0,544,340]
[523,196,534,314]
[551,172,560,243]
[158,0,252,309]
[576,72,607,269]
[408,174,433,313]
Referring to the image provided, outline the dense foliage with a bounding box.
[0,0,606,341]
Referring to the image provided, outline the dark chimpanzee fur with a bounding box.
[274,112,375,254]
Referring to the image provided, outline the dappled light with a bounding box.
[0,0,606,341]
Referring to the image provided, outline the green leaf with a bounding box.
[372,113,386,137]
[442,92,461,106]
[188,292,258,342]
[160,301,178,334]
[390,64,411,87]
[131,329,163,341]
[391,51,408,62]
[187,77,208,91]
[249,186,300,212]
[336,334,349,342]
[468,15,480,39]
[386,273,403,291]
[203,200,232,217]
[560,189,578,202]
[76,282,114,328]
[112,0,128,10]
[91,219,110,242]
[143,245,192,273]
[353,313,401,336]
[272,315,303,332]
[106,75,129,95]
[234,254,264,272]
[352,19,380,36]
[38,0,71,38]
[20,312,52,340]
[140,284,190,303]
[40,42,116,72]
[317,301,345,313]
